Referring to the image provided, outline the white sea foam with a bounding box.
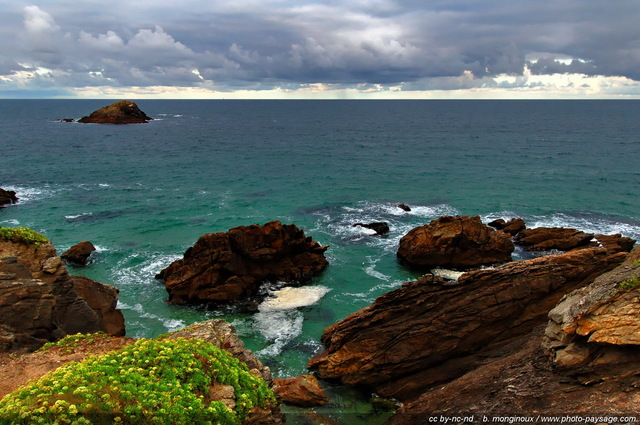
[65,212,93,220]
[2,185,63,204]
[255,310,304,357]
[258,285,330,312]
[432,268,465,281]
[117,302,185,333]
[0,219,20,226]
[364,257,392,282]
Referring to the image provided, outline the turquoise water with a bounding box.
[2,100,640,423]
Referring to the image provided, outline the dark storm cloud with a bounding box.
[1,0,639,93]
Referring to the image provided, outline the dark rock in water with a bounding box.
[78,100,152,124]
[156,220,329,306]
[58,118,75,122]
[488,217,526,236]
[272,374,330,407]
[0,188,18,207]
[309,247,626,401]
[397,215,514,270]
[352,222,390,235]
[397,204,411,212]
[61,241,96,266]
[515,227,594,251]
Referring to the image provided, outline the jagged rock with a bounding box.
[78,100,153,124]
[488,218,526,236]
[592,233,636,254]
[352,222,390,235]
[397,215,514,270]
[61,241,96,266]
[398,204,411,212]
[156,221,328,306]
[0,189,18,207]
[167,319,272,384]
[0,237,125,352]
[309,247,626,401]
[544,246,640,368]
[272,374,329,407]
[515,227,594,251]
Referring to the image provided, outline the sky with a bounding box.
[1,1,640,99]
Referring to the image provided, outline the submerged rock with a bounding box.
[352,222,390,235]
[78,100,152,124]
[397,204,411,212]
[61,241,96,266]
[156,221,329,306]
[0,189,18,207]
[397,215,514,270]
[309,247,626,401]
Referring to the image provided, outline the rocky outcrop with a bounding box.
[0,237,125,352]
[398,204,411,212]
[78,100,153,124]
[515,227,594,251]
[544,246,640,369]
[167,319,272,384]
[272,374,330,407]
[397,215,514,270]
[61,241,96,266]
[592,233,636,254]
[0,189,18,207]
[156,221,328,306]
[487,217,526,236]
[309,247,626,401]
[353,222,390,235]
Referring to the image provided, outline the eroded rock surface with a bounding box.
[272,374,329,407]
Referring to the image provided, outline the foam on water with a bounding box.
[2,185,64,204]
[0,219,20,226]
[117,302,186,334]
[259,286,331,312]
[255,310,304,357]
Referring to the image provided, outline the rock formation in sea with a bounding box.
[487,217,526,236]
[386,246,640,424]
[77,100,153,124]
[397,215,514,269]
[272,374,330,407]
[352,222,390,235]
[397,204,412,212]
[515,226,595,251]
[156,220,329,306]
[0,188,18,207]
[0,230,125,352]
[309,245,630,402]
[61,240,96,266]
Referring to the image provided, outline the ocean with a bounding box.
[2,99,640,423]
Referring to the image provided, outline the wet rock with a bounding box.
[515,227,594,251]
[272,374,330,407]
[78,100,153,124]
[0,189,18,207]
[309,247,626,401]
[398,204,411,212]
[352,222,390,235]
[593,233,636,254]
[156,221,328,306]
[61,241,96,266]
[397,215,514,270]
[488,218,526,236]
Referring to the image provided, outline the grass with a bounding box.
[38,332,111,355]
[0,227,49,248]
[618,277,640,290]
[0,337,276,424]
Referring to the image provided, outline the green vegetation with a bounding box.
[0,227,49,248]
[618,277,640,290]
[632,259,640,268]
[38,332,110,355]
[0,338,276,425]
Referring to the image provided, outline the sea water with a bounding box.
[1,99,640,423]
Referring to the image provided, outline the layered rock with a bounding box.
[309,247,626,401]
[78,100,153,124]
[272,374,330,407]
[156,221,328,306]
[515,227,594,251]
[61,241,96,266]
[0,236,125,352]
[0,188,18,207]
[487,217,526,236]
[397,215,514,269]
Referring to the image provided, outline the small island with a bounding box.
[78,100,153,124]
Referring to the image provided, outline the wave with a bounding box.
[117,301,185,334]
[2,185,65,204]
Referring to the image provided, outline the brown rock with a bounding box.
[515,227,594,251]
[272,374,330,407]
[78,100,153,124]
[488,218,526,236]
[397,215,514,269]
[167,319,272,384]
[61,241,96,266]
[309,247,626,401]
[156,221,328,306]
[0,188,18,207]
[70,275,125,337]
[593,233,636,254]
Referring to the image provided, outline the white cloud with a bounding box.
[23,5,59,34]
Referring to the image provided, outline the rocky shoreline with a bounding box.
[1,200,640,423]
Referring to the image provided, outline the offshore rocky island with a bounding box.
[1,185,640,424]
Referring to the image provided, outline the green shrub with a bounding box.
[38,332,110,355]
[0,227,49,247]
[619,277,640,290]
[0,338,276,424]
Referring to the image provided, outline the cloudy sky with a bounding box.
[2,0,640,98]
